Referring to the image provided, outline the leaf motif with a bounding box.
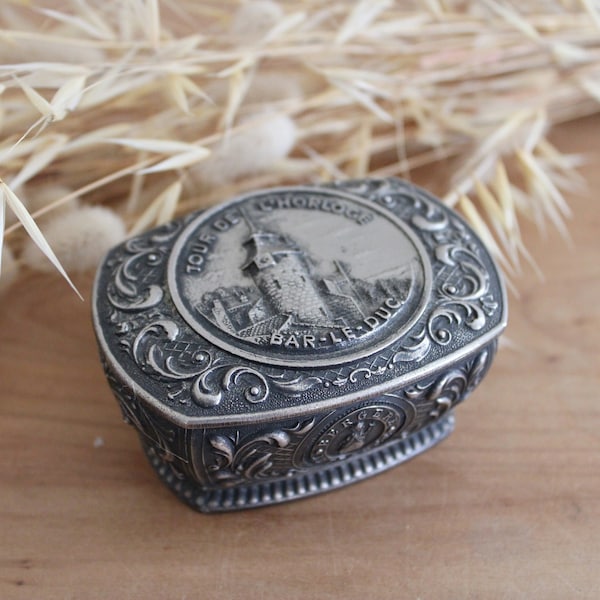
[412,212,448,232]
[286,419,316,436]
[244,453,273,479]
[191,373,222,408]
[274,375,322,394]
[348,367,385,383]
[209,435,235,465]
[223,367,268,403]
[252,431,290,449]
[465,304,486,331]
[393,334,431,363]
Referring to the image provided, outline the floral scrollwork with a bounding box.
[427,244,497,345]
[192,365,269,407]
[332,365,387,387]
[132,320,211,379]
[131,318,278,408]
[402,346,492,423]
[270,374,324,394]
[392,329,432,363]
[410,190,449,232]
[106,222,182,312]
[205,420,315,484]
[107,238,166,311]
[418,368,468,420]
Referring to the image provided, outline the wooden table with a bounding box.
[1,117,599,600]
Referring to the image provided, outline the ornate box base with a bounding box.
[142,413,455,513]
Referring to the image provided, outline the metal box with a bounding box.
[92,178,507,512]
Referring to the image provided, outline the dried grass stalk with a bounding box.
[0,0,599,295]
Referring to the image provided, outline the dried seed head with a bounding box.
[0,244,19,295]
[230,1,284,39]
[192,113,297,187]
[21,206,126,273]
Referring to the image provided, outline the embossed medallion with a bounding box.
[306,405,404,464]
[168,188,432,367]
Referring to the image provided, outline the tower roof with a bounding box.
[240,208,304,271]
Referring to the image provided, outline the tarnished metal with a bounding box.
[92,178,507,512]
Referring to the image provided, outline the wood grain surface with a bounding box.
[1,117,599,600]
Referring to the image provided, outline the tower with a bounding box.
[241,212,331,326]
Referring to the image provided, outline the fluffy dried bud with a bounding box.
[206,72,303,106]
[192,113,296,187]
[21,205,126,273]
[230,1,284,39]
[21,184,79,222]
[0,244,19,295]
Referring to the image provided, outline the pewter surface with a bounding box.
[168,188,431,367]
[93,177,507,511]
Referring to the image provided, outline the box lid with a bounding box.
[92,178,506,427]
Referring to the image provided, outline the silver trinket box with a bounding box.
[92,178,507,512]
